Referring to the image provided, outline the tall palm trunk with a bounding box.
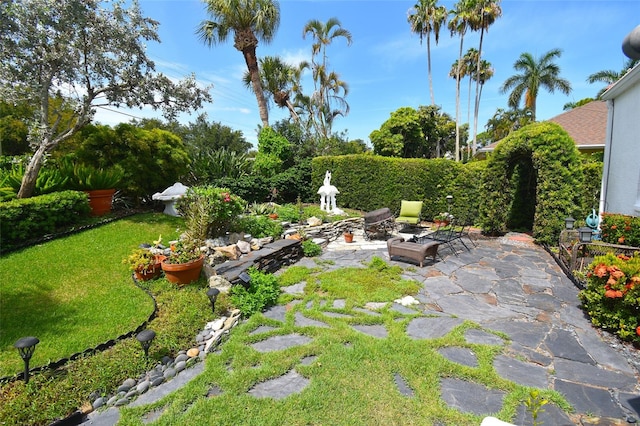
[454,36,464,162]
[236,29,269,127]
[427,36,435,105]
[472,27,485,154]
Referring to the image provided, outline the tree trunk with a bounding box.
[427,36,435,106]
[455,37,464,162]
[236,30,269,128]
[473,28,486,155]
[17,144,48,198]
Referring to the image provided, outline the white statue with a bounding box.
[317,170,343,214]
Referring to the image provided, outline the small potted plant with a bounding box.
[161,239,205,285]
[344,227,354,243]
[123,248,164,281]
[434,213,453,226]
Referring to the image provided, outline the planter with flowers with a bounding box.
[161,240,205,286]
[123,248,165,281]
[578,252,640,344]
[433,212,453,227]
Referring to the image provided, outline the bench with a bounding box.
[387,237,440,267]
[363,207,395,240]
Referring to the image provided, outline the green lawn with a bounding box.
[0,213,184,377]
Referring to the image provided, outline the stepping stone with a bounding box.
[437,295,517,322]
[455,270,495,293]
[294,312,329,328]
[262,305,287,322]
[574,328,635,373]
[619,392,640,418]
[251,334,313,353]
[438,347,478,367]
[282,282,306,294]
[248,369,310,399]
[440,378,505,416]
[406,317,463,339]
[323,311,352,318]
[353,307,381,316]
[486,321,550,350]
[512,403,574,426]
[300,355,317,365]
[553,358,637,391]
[394,373,414,397]
[141,407,164,424]
[352,324,388,338]
[390,303,417,315]
[464,329,505,346]
[250,325,277,335]
[493,355,549,388]
[206,385,223,397]
[333,299,346,308]
[554,380,623,418]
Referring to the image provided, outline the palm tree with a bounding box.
[448,0,475,161]
[469,0,501,153]
[302,17,352,139]
[462,48,479,127]
[587,58,639,98]
[242,56,300,121]
[197,0,280,127]
[499,48,572,121]
[407,0,448,105]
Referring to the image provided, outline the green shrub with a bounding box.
[600,213,640,247]
[236,215,283,239]
[579,253,640,343]
[302,239,322,257]
[0,190,90,251]
[229,268,281,316]
[177,186,245,240]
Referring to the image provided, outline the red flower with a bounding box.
[605,289,623,298]
[611,225,617,230]
[636,325,640,336]
[618,236,626,244]
[593,263,608,278]
[617,254,630,261]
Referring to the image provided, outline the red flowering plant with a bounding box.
[579,252,640,343]
[600,213,640,247]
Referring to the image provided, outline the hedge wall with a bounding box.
[0,191,91,252]
[311,154,486,224]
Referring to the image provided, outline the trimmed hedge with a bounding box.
[479,122,584,245]
[0,190,90,251]
[311,154,485,224]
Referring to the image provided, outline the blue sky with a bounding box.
[94,0,639,147]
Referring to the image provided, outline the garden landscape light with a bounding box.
[578,227,593,243]
[564,217,575,230]
[207,288,220,313]
[446,195,453,212]
[238,272,251,289]
[136,329,156,358]
[14,336,39,384]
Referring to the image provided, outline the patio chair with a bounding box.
[395,200,423,228]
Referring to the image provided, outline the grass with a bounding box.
[0,213,216,425]
[0,213,185,378]
[115,259,570,426]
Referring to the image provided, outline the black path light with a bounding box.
[136,329,156,358]
[578,227,593,243]
[207,287,220,314]
[564,216,576,230]
[446,195,453,212]
[238,271,251,289]
[14,336,39,384]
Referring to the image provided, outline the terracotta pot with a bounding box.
[85,189,115,216]
[269,213,279,220]
[344,233,354,243]
[161,256,205,285]
[134,263,163,281]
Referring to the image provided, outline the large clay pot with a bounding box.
[86,189,116,216]
[161,256,205,285]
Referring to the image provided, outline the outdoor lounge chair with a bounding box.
[395,200,423,227]
[363,207,395,240]
[387,236,440,267]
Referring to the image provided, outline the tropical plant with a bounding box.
[197,0,280,127]
[407,0,448,106]
[64,162,125,191]
[1,0,210,198]
[469,0,502,153]
[499,48,572,121]
[243,55,300,121]
[587,58,639,98]
[253,126,292,177]
[177,186,245,241]
[301,17,352,141]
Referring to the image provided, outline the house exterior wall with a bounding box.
[600,66,640,217]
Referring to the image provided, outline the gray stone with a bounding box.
[554,380,623,418]
[106,395,118,406]
[440,378,505,416]
[438,347,478,367]
[333,299,346,308]
[163,368,176,379]
[294,312,329,328]
[136,380,150,394]
[150,376,164,387]
[114,398,130,407]
[487,321,550,350]
[352,324,388,338]
[553,358,637,391]
[300,355,317,365]
[406,317,464,339]
[619,392,640,418]
[175,360,186,372]
[575,328,635,373]
[262,305,287,322]
[493,355,549,388]
[175,354,189,363]
[251,333,313,353]
[464,329,505,346]
[251,325,278,335]
[248,369,310,399]
[282,282,306,294]
[544,328,594,364]
[394,373,414,397]
[512,403,574,426]
[92,397,105,409]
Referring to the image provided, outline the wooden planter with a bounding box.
[161,256,205,285]
[85,189,115,216]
